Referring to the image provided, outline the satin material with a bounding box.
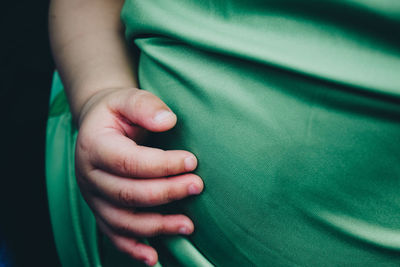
[46,1,400,266]
[46,75,101,267]
[121,0,400,266]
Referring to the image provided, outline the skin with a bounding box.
[49,0,204,266]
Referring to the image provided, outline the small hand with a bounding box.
[75,88,203,266]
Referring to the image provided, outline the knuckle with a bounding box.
[146,156,173,178]
[149,215,165,236]
[111,235,138,257]
[125,241,140,256]
[162,157,172,177]
[76,132,92,154]
[131,90,150,111]
[114,221,132,236]
[164,186,177,202]
[118,188,135,206]
[124,240,149,261]
[75,131,103,170]
[145,188,163,205]
[114,154,138,177]
[145,185,177,205]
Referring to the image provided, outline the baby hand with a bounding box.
[75,87,203,266]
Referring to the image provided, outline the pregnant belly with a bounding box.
[137,37,400,266]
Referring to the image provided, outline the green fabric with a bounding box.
[46,76,101,267]
[121,0,400,266]
[46,1,400,266]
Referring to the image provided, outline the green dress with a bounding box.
[46,1,400,266]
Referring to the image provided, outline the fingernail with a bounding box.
[184,156,197,171]
[188,183,201,195]
[153,110,174,124]
[179,226,191,235]
[144,258,154,266]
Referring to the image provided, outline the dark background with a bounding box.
[0,0,60,266]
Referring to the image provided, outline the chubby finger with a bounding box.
[92,197,195,237]
[108,88,177,132]
[96,217,158,266]
[87,170,203,207]
[89,132,198,178]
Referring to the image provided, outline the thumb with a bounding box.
[109,88,177,132]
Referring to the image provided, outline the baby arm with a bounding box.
[49,0,203,265]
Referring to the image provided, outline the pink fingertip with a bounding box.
[184,156,197,171]
[188,183,201,195]
[179,226,191,235]
[144,256,157,266]
[153,110,175,124]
